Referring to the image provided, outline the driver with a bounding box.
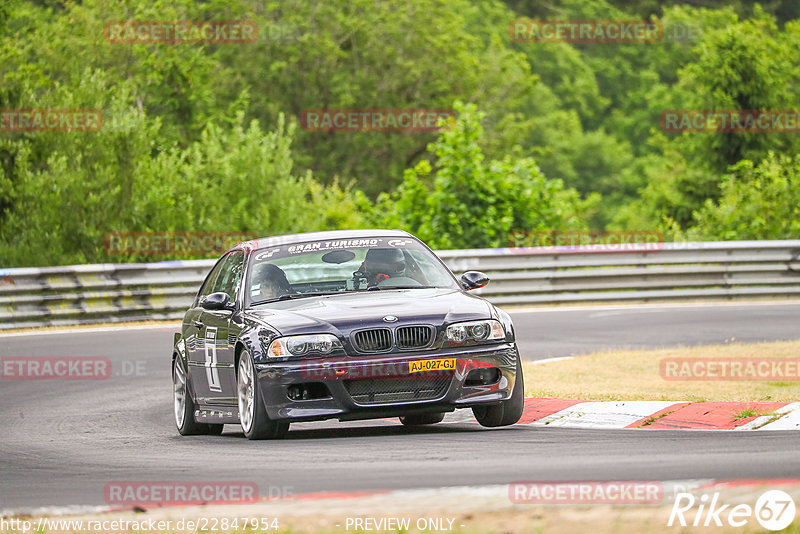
[252,263,293,301]
[360,248,407,286]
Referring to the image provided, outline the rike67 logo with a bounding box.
[669,489,796,531]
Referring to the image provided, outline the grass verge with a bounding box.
[522,339,800,402]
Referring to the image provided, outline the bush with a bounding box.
[688,154,800,240]
[373,102,595,249]
[0,95,367,266]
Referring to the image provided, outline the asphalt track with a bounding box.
[513,300,800,358]
[1,301,800,511]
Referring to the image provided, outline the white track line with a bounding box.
[742,402,800,431]
[507,300,800,314]
[0,324,181,338]
[530,356,575,365]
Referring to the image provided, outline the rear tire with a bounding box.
[400,412,445,426]
[237,349,289,440]
[473,356,525,428]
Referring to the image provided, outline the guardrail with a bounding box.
[1,240,799,330]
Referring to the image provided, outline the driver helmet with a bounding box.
[362,248,406,282]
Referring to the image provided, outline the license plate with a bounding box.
[409,358,456,374]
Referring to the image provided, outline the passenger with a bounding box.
[252,263,293,300]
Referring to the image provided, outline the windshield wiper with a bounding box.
[253,291,342,305]
[365,285,437,290]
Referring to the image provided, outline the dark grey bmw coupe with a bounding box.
[172,229,524,439]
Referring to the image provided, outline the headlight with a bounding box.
[267,334,342,357]
[445,320,505,345]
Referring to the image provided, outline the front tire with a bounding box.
[173,356,222,435]
[237,349,289,440]
[473,356,525,428]
[400,412,445,426]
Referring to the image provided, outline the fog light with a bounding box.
[286,382,331,401]
[287,385,309,400]
[465,367,501,386]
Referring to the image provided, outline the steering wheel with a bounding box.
[352,270,369,288]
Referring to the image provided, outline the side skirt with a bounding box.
[194,407,240,424]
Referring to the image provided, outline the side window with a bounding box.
[197,258,226,301]
[211,251,245,301]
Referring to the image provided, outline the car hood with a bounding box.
[243,288,493,335]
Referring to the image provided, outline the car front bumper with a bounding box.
[255,343,520,422]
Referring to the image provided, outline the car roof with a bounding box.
[233,229,415,252]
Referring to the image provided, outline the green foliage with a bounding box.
[0,102,368,265]
[373,103,594,249]
[688,154,800,240]
[505,0,800,26]
[212,0,543,196]
[609,5,800,232]
[675,8,800,172]
[1,0,799,267]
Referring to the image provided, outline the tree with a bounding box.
[688,154,800,240]
[374,103,595,249]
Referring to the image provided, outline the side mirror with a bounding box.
[460,271,490,290]
[201,291,234,311]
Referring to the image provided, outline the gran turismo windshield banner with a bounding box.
[251,237,422,261]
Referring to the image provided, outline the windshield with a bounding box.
[246,237,458,305]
